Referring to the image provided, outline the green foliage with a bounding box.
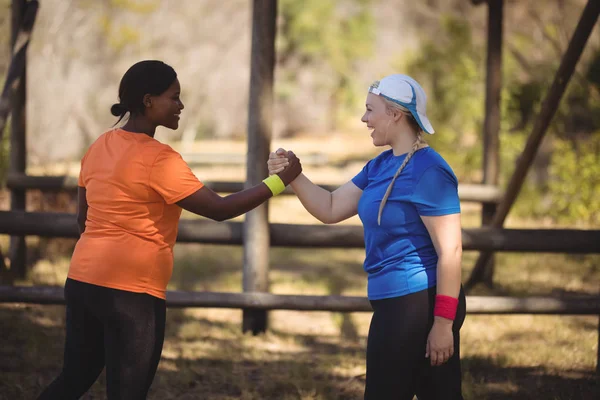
[278,0,374,130]
[109,0,160,14]
[545,134,600,225]
[399,16,485,180]
[507,47,600,224]
[585,51,600,88]
[405,17,484,130]
[279,0,373,72]
[399,11,600,225]
[98,14,141,53]
[94,0,160,53]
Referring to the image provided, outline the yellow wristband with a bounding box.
[263,174,286,196]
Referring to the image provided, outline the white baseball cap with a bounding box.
[368,74,434,134]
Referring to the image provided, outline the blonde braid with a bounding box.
[377,132,423,226]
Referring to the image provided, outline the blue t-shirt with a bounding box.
[351,147,460,300]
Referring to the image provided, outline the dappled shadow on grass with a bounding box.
[462,355,598,400]
[0,304,109,399]
[171,244,366,295]
[151,356,365,400]
[571,317,599,332]
[0,304,365,400]
[171,244,243,291]
[160,310,366,399]
[3,304,598,400]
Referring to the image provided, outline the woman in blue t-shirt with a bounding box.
[268,74,466,400]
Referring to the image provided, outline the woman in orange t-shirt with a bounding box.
[38,60,301,400]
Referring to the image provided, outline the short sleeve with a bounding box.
[412,165,460,216]
[351,161,370,190]
[78,148,91,188]
[149,149,204,204]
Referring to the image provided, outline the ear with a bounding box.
[391,109,403,123]
[143,94,152,108]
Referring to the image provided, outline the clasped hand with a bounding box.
[268,148,295,177]
[268,148,302,185]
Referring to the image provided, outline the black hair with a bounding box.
[110,60,177,125]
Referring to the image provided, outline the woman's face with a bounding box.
[361,93,393,147]
[146,78,185,130]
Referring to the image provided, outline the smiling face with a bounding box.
[145,78,184,130]
[361,93,395,147]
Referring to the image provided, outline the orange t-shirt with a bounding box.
[68,128,204,299]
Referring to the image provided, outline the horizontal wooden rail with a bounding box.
[0,211,599,252]
[0,286,598,314]
[6,173,503,203]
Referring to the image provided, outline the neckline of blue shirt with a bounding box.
[385,146,431,161]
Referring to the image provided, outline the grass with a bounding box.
[1,133,599,399]
[1,241,598,399]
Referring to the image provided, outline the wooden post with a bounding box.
[8,0,28,281]
[480,0,503,288]
[597,315,600,376]
[242,0,278,335]
[466,0,600,290]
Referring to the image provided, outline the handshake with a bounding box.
[268,148,302,186]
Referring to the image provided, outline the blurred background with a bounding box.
[0,0,598,399]
[0,0,598,224]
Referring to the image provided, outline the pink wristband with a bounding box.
[434,295,458,320]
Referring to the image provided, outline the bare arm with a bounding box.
[289,174,362,224]
[178,151,302,222]
[177,184,273,222]
[268,149,362,224]
[77,187,88,235]
[421,213,462,366]
[421,213,462,300]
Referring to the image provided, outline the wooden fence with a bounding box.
[1,0,599,376]
[1,210,599,252]
[6,173,504,203]
[1,286,599,315]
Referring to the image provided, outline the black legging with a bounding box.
[365,286,466,400]
[38,278,166,400]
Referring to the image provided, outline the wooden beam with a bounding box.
[465,295,600,315]
[0,0,37,140]
[0,286,599,315]
[6,0,38,282]
[5,173,339,194]
[1,211,599,253]
[480,0,503,287]
[243,0,278,335]
[5,173,504,204]
[466,0,600,290]
[482,0,502,189]
[6,173,80,191]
